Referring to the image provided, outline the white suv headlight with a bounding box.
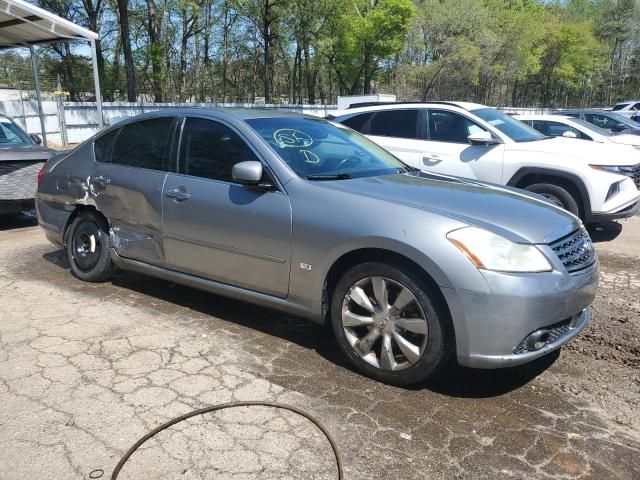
[447,227,552,273]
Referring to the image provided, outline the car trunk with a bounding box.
[0,146,56,201]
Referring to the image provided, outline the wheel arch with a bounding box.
[321,248,455,342]
[507,167,592,221]
[62,205,108,246]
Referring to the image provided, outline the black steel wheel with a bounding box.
[66,211,115,282]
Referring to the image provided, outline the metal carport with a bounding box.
[0,0,103,145]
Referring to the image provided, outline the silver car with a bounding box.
[1,114,56,214]
[36,109,598,385]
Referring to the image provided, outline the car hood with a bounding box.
[0,144,57,161]
[507,137,640,166]
[608,134,640,147]
[320,172,579,244]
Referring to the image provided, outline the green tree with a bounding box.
[322,0,414,94]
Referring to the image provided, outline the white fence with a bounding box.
[0,100,552,146]
[0,101,338,145]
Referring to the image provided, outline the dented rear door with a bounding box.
[92,116,177,265]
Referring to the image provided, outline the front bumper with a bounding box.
[590,198,640,222]
[0,198,35,215]
[442,260,598,369]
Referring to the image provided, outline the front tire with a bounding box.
[524,183,580,217]
[66,211,115,282]
[330,262,451,386]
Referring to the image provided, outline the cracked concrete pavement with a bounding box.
[0,213,639,479]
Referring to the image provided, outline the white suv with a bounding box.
[332,102,640,223]
[611,101,640,119]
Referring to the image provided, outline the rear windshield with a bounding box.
[0,116,32,145]
[246,116,411,179]
[612,103,631,111]
[571,118,611,136]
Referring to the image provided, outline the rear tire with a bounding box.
[330,262,451,386]
[66,211,115,282]
[524,183,580,217]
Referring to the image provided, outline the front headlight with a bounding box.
[447,227,552,273]
[590,164,632,174]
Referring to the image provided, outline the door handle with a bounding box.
[422,155,442,166]
[91,175,111,185]
[165,188,191,202]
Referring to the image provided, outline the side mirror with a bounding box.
[467,130,497,145]
[562,130,578,138]
[232,161,263,184]
[232,161,274,190]
[30,134,42,145]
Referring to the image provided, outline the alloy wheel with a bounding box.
[341,276,429,371]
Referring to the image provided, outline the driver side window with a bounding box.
[427,110,483,144]
[179,118,260,182]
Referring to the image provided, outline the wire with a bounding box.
[110,401,344,480]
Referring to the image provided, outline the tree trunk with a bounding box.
[146,0,164,102]
[303,44,315,104]
[263,0,271,103]
[116,0,136,101]
[222,1,230,102]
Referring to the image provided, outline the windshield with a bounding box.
[0,116,32,145]
[570,118,612,137]
[472,108,545,142]
[246,116,411,179]
[607,112,640,127]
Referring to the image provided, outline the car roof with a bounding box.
[515,114,573,121]
[553,109,614,114]
[109,107,318,123]
[335,101,488,115]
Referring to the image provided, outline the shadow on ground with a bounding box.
[42,248,557,400]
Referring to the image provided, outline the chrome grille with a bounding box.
[618,163,640,189]
[629,163,640,190]
[550,228,596,273]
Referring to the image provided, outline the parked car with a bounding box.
[0,114,57,215]
[610,100,640,119]
[517,113,640,148]
[553,109,640,135]
[332,102,640,223]
[37,109,598,385]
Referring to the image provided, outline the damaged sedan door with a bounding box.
[91,116,177,265]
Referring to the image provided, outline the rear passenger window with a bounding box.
[340,112,374,132]
[111,117,175,170]
[94,128,120,163]
[179,117,260,182]
[369,110,419,139]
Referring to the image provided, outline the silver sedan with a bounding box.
[36,109,598,385]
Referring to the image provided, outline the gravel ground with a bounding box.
[0,212,638,479]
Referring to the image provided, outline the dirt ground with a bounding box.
[0,212,638,479]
